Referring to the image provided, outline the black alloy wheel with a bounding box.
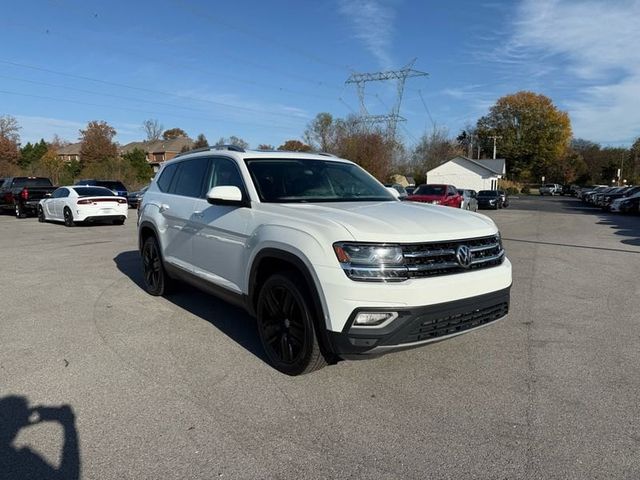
[256,273,327,375]
[141,236,172,296]
[37,205,45,222]
[63,207,75,227]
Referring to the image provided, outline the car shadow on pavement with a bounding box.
[556,197,640,247]
[0,395,80,480]
[113,251,269,364]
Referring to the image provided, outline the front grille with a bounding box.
[402,235,504,278]
[403,301,509,343]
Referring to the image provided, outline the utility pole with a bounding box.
[488,135,502,160]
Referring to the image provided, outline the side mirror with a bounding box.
[44,192,52,198]
[386,187,400,199]
[206,186,248,207]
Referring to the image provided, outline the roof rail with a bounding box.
[213,144,245,152]
[315,151,337,157]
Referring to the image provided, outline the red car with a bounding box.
[406,184,463,208]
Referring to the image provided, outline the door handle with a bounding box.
[159,203,170,213]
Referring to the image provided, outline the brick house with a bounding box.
[120,137,194,170]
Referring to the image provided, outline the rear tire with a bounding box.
[63,207,75,227]
[256,273,327,375]
[141,236,174,296]
[38,205,45,223]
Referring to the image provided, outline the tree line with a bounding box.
[1,90,639,188]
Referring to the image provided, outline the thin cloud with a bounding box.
[483,0,640,144]
[338,0,397,69]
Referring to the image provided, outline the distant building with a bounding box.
[56,143,82,163]
[426,156,506,191]
[120,137,194,170]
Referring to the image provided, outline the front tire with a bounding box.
[256,273,327,375]
[63,207,75,227]
[141,236,174,296]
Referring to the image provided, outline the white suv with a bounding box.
[138,146,512,375]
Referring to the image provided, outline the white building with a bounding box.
[426,156,506,191]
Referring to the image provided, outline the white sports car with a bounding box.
[38,185,128,226]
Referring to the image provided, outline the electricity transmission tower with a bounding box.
[345,59,428,140]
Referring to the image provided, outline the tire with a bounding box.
[37,205,45,223]
[256,272,327,375]
[63,207,75,227]
[141,236,174,296]
[15,203,26,218]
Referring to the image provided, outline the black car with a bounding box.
[75,179,128,198]
[127,186,148,209]
[477,190,504,209]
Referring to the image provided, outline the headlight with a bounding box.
[333,243,407,282]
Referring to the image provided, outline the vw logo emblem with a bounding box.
[455,245,472,268]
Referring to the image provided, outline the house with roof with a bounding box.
[426,156,506,191]
[120,137,193,171]
[56,142,82,163]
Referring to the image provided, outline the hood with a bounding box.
[261,201,498,243]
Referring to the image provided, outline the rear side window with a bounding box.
[170,158,209,197]
[157,163,178,192]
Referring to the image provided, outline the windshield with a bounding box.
[245,158,394,203]
[73,187,115,197]
[478,190,498,197]
[96,181,127,191]
[413,185,446,196]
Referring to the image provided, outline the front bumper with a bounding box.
[327,286,510,357]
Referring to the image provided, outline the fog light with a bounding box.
[353,311,398,328]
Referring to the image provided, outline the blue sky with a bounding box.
[1,0,638,148]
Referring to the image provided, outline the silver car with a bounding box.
[458,189,478,212]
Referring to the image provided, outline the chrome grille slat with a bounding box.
[401,234,504,278]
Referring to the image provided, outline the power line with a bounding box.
[417,89,436,130]
[0,73,305,124]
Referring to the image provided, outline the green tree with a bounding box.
[162,128,188,140]
[476,91,572,180]
[19,139,47,170]
[193,133,209,149]
[277,139,312,152]
[79,120,118,168]
[122,148,153,183]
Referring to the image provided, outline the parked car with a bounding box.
[457,189,478,212]
[404,186,416,195]
[498,190,509,208]
[477,190,504,209]
[0,176,57,218]
[539,184,562,196]
[609,191,640,214]
[38,186,128,226]
[406,184,463,208]
[138,146,511,375]
[582,186,609,204]
[383,183,408,200]
[75,179,128,198]
[601,186,639,211]
[127,185,149,209]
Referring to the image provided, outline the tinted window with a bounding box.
[73,187,114,197]
[246,158,393,203]
[12,177,53,188]
[157,163,178,192]
[413,185,446,196]
[96,181,127,191]
[171,158,209,197]
[206,158,245,191]
[478,190,498,197]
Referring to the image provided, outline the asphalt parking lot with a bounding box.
[1,196,639,479]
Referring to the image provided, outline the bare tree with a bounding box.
[0,115,21,143]
[412,126,463,178]
[142,119,163,141]
[215,136,249,149]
